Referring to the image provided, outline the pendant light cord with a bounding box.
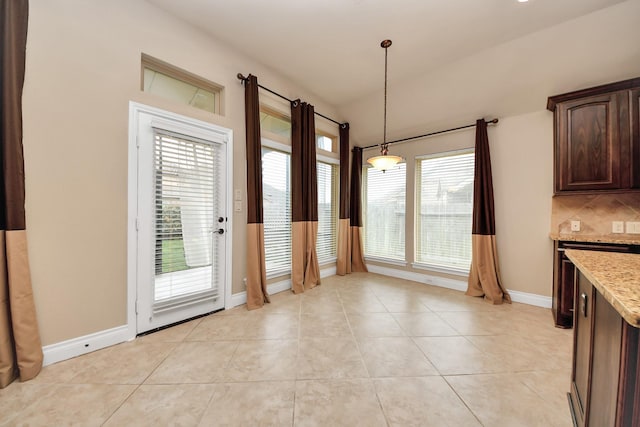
[383,43,388,152]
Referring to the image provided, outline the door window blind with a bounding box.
[153,130,221,309]
[363,163,406,261]
[416,150,474,272]
[316,161,338,263]
[261,147,292,276]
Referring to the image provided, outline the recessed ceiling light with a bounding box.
[518,0,529,2]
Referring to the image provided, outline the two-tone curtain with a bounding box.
[466,119,510,304]
[0,0,44,388]
[290,100,320,293]
[243,74,270,310]
[348,147,368,272]
[336,124,351,275]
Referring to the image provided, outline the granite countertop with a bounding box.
[565,249,640,328]
[549,232,640,245]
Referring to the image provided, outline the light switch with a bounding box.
[612,221,624,233]
[626,221,640,234]
[234,201,242,212]
[234,189,242,201]
[571,220,581,232]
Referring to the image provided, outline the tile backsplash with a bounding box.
[551,193,640,239]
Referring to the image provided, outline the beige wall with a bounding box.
[23,0,341,345]
[363,110,554,297]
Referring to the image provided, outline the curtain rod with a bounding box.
[237,73,346,128]
[362,118,499,150]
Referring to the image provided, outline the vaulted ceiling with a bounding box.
[146,0,627,107]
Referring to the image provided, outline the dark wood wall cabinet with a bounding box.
[547,77,640,194]
[552,241,639,329]
[568,271,640,427]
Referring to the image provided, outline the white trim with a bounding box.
[261,137,291,153]
[411,262,469,277]
[230,267,337,308]
[366,263,552,308]
[507,290,552,308]
[365,256,408,267]
[316,153,339,165]
[42,325,130,367]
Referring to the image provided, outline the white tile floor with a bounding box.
[0,273,574,426]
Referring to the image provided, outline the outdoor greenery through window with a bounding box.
[415,150,475,272]
[316,161,338,263]
[261,146,292,276]
[363,163,406,261]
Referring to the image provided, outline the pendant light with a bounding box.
[367,39,402,172]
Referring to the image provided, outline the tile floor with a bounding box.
[0,273,574,426]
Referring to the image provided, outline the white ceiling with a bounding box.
[145,0,627,108]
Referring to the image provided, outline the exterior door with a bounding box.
[135,109,229,333]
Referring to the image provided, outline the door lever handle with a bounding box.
[217,228,225,235]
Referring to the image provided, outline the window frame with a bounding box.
[362,162,408,264]
[412,148,475,276]
[316,153,339,266]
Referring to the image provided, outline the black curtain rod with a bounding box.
[362,118,499,150]
[237,73,345,127]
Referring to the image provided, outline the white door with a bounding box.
[135,109,229,333]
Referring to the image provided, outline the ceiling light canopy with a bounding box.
[367,39,403,172]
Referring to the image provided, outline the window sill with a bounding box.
[364,256,407,267]
[411,262,469,277]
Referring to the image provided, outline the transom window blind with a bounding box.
[153,130,222,311]
[363,163,406,261]
[261,147,292,275]
[416,150,474,272]
[316,161,338,263]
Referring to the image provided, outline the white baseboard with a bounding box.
[366,264,552,309]
[230,266,337,308]
[42,325,131,366]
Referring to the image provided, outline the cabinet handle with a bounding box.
[580,293,588,317]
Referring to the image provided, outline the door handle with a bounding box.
[217,228,225,235]
[580,293,588,317]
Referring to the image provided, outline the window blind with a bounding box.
[261,147,292,275]
[316,161,338,263]
[416,150,474,272]
[363,163,406,261]
[153,130,221,310]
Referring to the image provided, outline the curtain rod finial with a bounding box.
[237,73,247,81]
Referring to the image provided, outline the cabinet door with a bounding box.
[631,88,640,188]
[570,272,594,427]
[556,92,628,192]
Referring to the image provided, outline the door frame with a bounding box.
[127,102,234,338]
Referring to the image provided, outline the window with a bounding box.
[415,150,474,272]
[363,164,406,261]
[141,54,223,114]
[316,160,338,263]
[260,107,291,142]
[261,145,291,276]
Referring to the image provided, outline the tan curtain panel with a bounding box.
[243,74,270,310]
[336,123,351,275]
[348,147,368,272]
[466,119,510,304]
[0,0,44,388]
[290,100,320,293]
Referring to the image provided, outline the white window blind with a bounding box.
[153,130,221,310]
[262,147,292,275]
[316,161,338,263]
[363,163,406,261]
[416,150,474,272]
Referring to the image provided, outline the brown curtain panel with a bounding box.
[290,100,320,293]
[0,0,44,388]
[336,123,351,275]
[243,74,270,310]
[466,119,510,304]
[348,147,368,272]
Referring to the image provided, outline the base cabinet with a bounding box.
[568,271,640,427]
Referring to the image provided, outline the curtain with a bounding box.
[348,147,368,272]
[243,74,270,310]
[0,0,44,388]
[290,100,320,293]
[466,119,510,304]
[336,124,351,275]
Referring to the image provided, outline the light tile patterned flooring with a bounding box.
[0,273,574,426]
